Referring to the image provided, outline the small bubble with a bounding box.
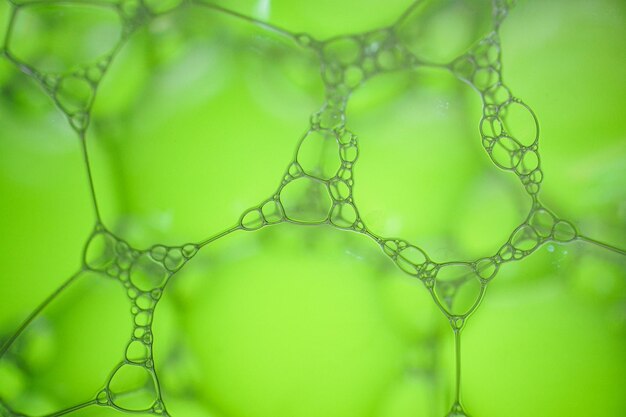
[451,317,465,330]
[182,243,198,259]
[288,161,303,178]
[119,270,130,282]
[295,33,314,48]
[344,65,364,88]
[55,75,93,114]
[490,135,522,170]
[240,208,265,231]
[473,39,500,67]
[153,401,165,414]
[499,244,514,261]
[340,143,358,163]
[297,129,341,180]
[472,67,498,91]
[382,239,399,257]
[530,168,543,184]
[553,220,577,242]
[525,182,540,194]
[530,208,555,237]
[500,100,538,146]
[106,264,120,278]
[337,166,353,182]
[323,36,361,66]
[330,202,358,229]
[484,83,511,106]
[126,340,150,363]
[150,245,168,262]
[84,231,117,271]
[322,62,343,86]
[96,389,109,405]
[108,364,157,411]
[134,311,153,327]
[261,199,284,224]
[130,253,169,291]
[361,56,377,76]
[127,287,138,299]
[280,178,331,223]
[329,179,351,201]
[394,244,428,276]
[511,225,540,252]
[317,107,344,130]
[135,293,155,310]
[451,55,476,81]
[42,74,60,91]
[475,258,498,281]
[376,45,408,71]
[86,65,105,84]
[480,115,503,139]
[434,264,482,317]
[164,247,185,272]
[69,111,89,131]
[515,149,539,176]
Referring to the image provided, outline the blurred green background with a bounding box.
[0,0,624,416]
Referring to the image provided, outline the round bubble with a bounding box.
[109,364,158,411]
[434,263,482,317]
[130,253,169,291]
[500,100,538,146]
[84,232,117,270]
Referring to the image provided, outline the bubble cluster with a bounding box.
[0,0,624,416]
[71,225,198,415]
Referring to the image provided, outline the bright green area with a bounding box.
[0,1,624,417]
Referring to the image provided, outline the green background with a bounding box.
[0,0,625,416]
